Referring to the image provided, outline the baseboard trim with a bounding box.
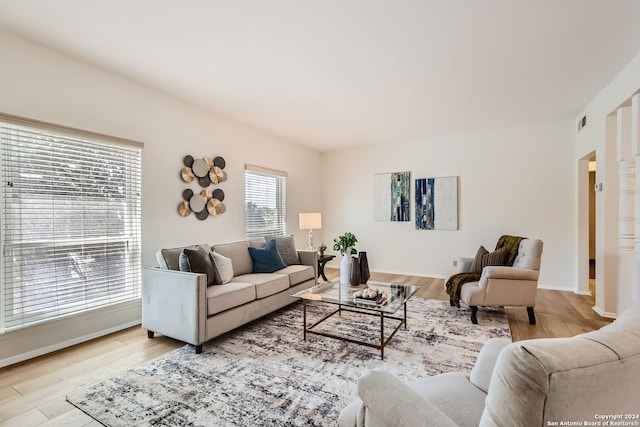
[536,284,575,292]
[369,268,447,280]
[592,305,617,319]
[0,320,141,368]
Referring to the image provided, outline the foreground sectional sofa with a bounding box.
[142,236,317,353]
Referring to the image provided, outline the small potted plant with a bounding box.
[318,243,327,257]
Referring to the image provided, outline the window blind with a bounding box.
[0,115,143,333]
[244,164,287,238]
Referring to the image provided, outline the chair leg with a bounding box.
[195,344,203,354]
[147,330,155,339]
[470,306,478,324]
[527,307,536,325]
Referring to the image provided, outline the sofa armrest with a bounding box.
[481,266,538,281]
[142,267,207,346]
[470,337,512,393]
[355,370,458,427]
[297,250,318,280]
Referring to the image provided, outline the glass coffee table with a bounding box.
[291,278,419,359]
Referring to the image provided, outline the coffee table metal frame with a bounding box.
[292,279,418,359]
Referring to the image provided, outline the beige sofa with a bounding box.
[338,304,640,427]
[142,237,317,353]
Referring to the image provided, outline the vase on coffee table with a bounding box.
[340,247,352,284]
[359,251,370,284]
[350,255,361,286]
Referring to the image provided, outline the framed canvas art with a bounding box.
[415,176,458,230]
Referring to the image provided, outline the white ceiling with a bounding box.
[1,1,640,151]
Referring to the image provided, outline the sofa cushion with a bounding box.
[206,282,256,315]
[212,241,253,276]
[248,240,287,273]
[470,246,506,274]
[267,234,300,265]
[158,244,211,270]
[277,264,314,286]
[249,238,267,248]
[210,251,234,284]
[410,372,487,427]
[232,273,289,299]
[178,246,216,286]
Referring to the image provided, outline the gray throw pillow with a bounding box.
[179,246,216,286]
[266,234,300,265]
[470,246,506,274]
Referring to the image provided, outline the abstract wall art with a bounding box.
[415,176,458,230]
[373,171,411,222]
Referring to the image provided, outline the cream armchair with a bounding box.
[338,304,640,427]
[456,238,543,325]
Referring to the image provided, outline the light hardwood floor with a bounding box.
[0,270,612,426]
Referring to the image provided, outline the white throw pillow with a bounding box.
[210,251,234,284]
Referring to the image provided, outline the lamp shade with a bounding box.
[299,212,322,230]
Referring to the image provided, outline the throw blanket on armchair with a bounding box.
[446,235,525,307]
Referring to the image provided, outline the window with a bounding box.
[244,164,287,238]
[0,114,143,333]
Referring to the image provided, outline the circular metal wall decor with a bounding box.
[178,154,227,219]
[181,154,227,187]
[180,167,195,183]
[178,201,191,217]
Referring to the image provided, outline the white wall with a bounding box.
[0,30,322,366]
[322,121,576,290]
[575,49,640,316]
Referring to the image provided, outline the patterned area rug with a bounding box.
[67,298,510,426]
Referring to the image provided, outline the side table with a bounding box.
[317,254,335,281]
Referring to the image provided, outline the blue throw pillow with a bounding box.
[248,239,287,273]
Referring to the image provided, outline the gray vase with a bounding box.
[350,255,361,286]
[358,251,370,284]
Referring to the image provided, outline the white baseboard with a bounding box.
[0,320,141,368]
[592,305,617,319]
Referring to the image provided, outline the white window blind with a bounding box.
[245,164,287,238]
[0,115,143,333]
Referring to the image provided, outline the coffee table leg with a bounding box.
[303,300,307,341]
[380,312,384,360]
[404,301,408,329]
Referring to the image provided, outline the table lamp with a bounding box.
[299,212,322,251]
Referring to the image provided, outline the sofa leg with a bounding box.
[147,330,155,339]
[527,307,536,325]
[195,344,203,354]
[470,306,478,324]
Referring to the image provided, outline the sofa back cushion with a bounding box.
[212,241,253,276]
[480,305,640,426]
[266,234,300,265]
[512,239,543,270]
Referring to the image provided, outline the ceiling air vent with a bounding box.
[578,115,587,131]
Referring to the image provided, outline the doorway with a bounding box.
[588,156,596,296]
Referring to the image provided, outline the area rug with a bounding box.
[67,299,510,426]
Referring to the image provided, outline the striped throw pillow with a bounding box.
[470,246,507,274]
